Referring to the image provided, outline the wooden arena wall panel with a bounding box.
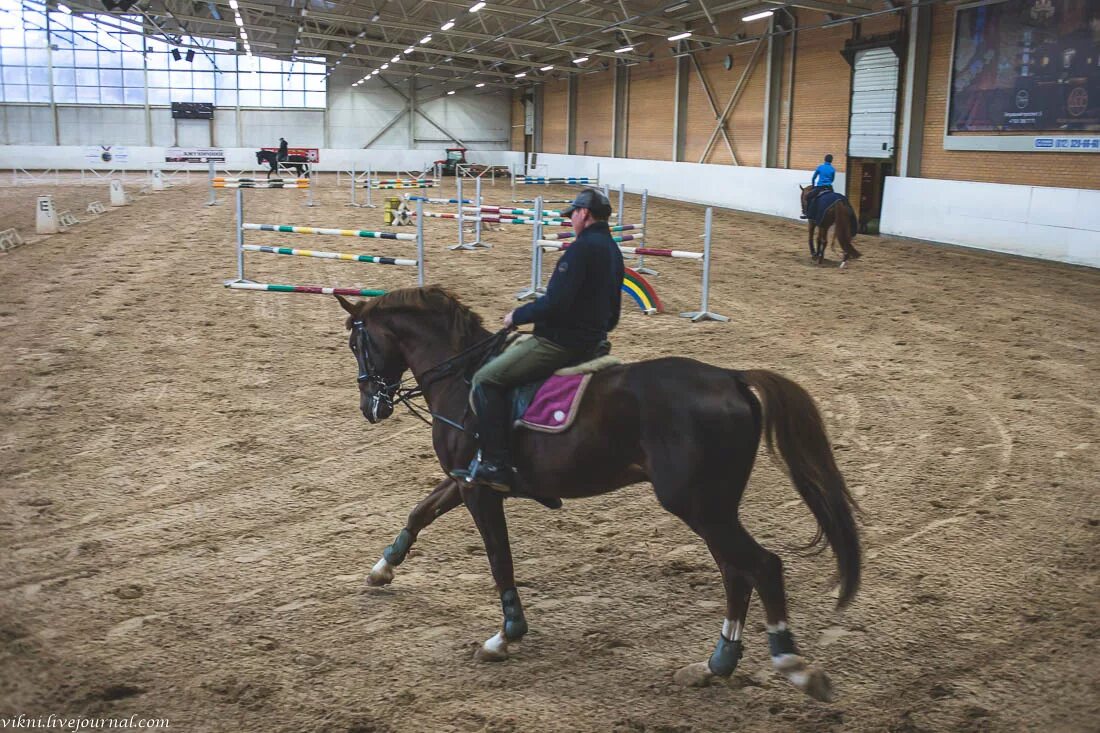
[626,58,677,161]
[575,72,614,157]
[786,10,853,174]
[918,3,1100,190]
[542,80,569,154]
[683,45,767,166]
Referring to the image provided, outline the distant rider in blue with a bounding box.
[802,154,836,219]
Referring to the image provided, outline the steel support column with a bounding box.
[612,63,629,158]
[898,0,931,177]
[761,15,787,168]
[566,74,577,155]
[673,55,690,162]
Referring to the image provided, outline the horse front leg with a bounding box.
[461,484,527,662]
[366,477,463,586]
[806,222,816,261]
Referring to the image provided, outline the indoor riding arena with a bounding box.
[1,0,1097,731]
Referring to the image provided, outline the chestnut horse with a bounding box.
[800,186,861,267]
[338,287,860,700]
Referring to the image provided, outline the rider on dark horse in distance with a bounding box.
[801,153,836,219]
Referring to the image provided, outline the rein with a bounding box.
[352,320,512,432]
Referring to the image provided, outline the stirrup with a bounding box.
[449,454,515,493]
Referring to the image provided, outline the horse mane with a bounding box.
[361,286,487,349]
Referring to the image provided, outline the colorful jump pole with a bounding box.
[225,190,424,291]
[636,189,657,276]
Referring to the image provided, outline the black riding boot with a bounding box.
[451,384,515,493]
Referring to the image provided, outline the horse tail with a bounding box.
[834,201,861,260]
[736,369,862,608]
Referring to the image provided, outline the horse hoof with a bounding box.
[366,558,394,587]
[801,668,834,702]
[838,261,847,269]
[673,661,714,687]
[774,654,835,702]
[474,631,510,662]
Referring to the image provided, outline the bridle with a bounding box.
[350,318,512,432]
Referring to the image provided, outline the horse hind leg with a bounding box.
[659,480,834,700]
[722,525,834,701]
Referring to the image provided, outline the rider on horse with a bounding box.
[801,154,836,219]
[277,137,289,163]
[451,187,624,492]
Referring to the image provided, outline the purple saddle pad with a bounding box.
[517,373,591,433]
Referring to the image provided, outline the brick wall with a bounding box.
[575,70,614,157]
[918,3,1100,190]
[786,11,855,174]
[542,80,569,154]
[626,57,676,161]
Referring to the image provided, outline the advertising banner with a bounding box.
[85,146,129,164]
[165,148,226,163]
[949,0,1100,133]
[260,147,320,162]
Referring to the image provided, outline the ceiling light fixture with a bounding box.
[381,63,389,69]
[614,45,633,53]
[391,55,400,62]
[441,19,455,30]
[370,11,380,21]
[540,65,552,71]
[668,31,691,41]
[470,1,486,11]
[57,3,72,13]
[420,35,432,44]
[447,90,456,95]
[476,82,485,87]
[741,9,774,21]
[404,47,414,53]
[572,56,588,63]
[514,71,526,78]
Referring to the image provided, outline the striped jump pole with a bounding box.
[543,224,641,240]
[214,177,310,183]
[225,193,425,293]
[242,245,419,267]
[536,234,645,248]
[214,182,310,189]
[242,223,417,240]
[407,196,473,205]
[227,283,388,296]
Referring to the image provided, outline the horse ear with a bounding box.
[335,294,360,315]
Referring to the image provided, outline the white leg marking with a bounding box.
[474,630,510,662]
[367,557,395,585]
[722,618,743,641]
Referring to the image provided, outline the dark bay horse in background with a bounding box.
[255,149,311,179]
[800,186,861,267]
[337,287,861,700]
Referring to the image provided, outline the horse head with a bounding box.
[336,295,409,423]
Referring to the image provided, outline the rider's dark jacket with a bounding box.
[512,220,624,352]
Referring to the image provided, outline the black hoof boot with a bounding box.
[382,528,413,566]
[768,628,799,658]
[708,634,744,677]
[500,587,528,641]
